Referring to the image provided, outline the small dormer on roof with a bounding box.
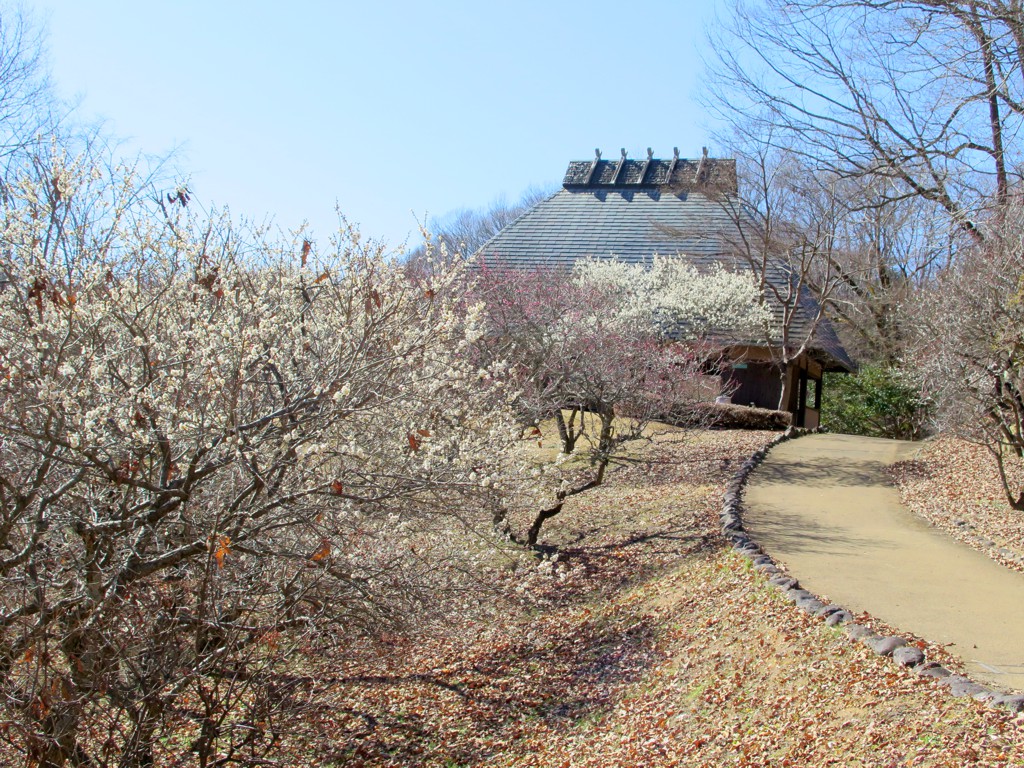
[562,147,738,193]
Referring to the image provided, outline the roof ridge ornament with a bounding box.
[666,147,679,184]
[585,148,602,185]
[611,148,628,185]
[638,148,653,185]
[694,146,709,184]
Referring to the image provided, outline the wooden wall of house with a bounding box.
[722,348,826,427]
[724,362,782,410]
[786,355,823,428]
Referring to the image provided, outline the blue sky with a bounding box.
[36,0,722,251]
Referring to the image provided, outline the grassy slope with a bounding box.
[291,428,1024,766]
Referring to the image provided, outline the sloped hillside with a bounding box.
[266,429,1024,766]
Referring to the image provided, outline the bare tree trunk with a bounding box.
[554,407,582,454]
[989,441,1024,511]
[526,408,614,546]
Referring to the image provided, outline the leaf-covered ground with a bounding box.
[889,437,1024,573]
[279,428,1024,766]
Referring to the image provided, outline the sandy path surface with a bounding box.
[744,432,1024,691]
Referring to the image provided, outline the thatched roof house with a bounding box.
[477,149,855,428]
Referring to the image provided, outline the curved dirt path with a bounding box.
[743,432,1024,692]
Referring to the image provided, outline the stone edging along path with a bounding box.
[720,427,1024,713]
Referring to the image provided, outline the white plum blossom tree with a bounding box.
[572,256,772,339]
[0,150,526,766]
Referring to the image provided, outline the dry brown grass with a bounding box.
[890,436,1024,573]
[274,428,1024,766]
[21,429,1016,765]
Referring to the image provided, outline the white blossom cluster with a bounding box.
[572,255,774,340]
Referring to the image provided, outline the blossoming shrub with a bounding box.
[0,155,523,765]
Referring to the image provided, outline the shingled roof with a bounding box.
[477,150,855,373]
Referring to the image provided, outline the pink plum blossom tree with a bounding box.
[473,257,769,546]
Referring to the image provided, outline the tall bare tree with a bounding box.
[0,4,60,173]
[705,0,1024,241]
[718,140,949,366]
[918,199,1024,508]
